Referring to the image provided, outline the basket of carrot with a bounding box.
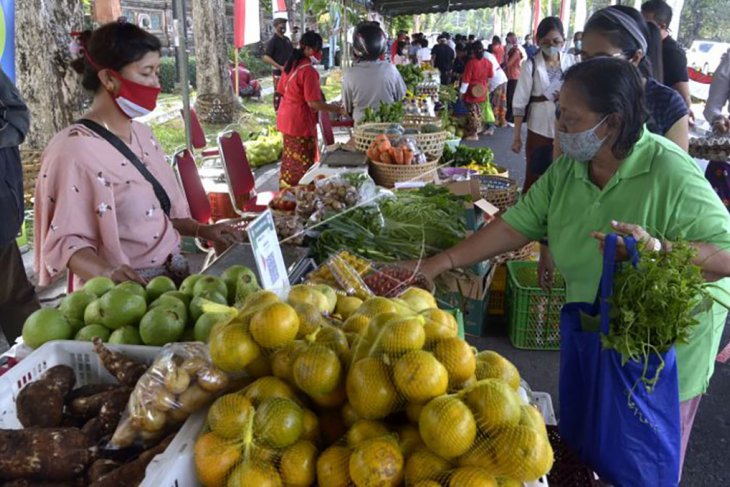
[366,134,439,187]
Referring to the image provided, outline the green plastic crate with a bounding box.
[506,261,566,350]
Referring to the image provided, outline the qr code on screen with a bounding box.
[265,252,279,284]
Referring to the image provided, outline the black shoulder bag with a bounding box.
[76,119,171,217]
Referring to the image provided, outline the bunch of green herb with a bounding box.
[602,240,720,392]
[443,145,495,167]
[311,186,467,263]
[361,101,405,123]
[438,85,458,104]
[397,64,425,91]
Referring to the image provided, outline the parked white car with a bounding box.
[687,40,730,74]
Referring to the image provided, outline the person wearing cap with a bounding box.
[342,22,406,123]
[264,17,293,111]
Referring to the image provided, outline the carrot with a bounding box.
[403,149,414,165]
[378,139,392,153]
[380,152,394,164]
[367,147,380,161]
[375,134,389,144]
[393,147,405,165]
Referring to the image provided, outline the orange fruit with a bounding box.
[342,401,362,428]
[244,352,273,378]
[413,481,442,487]
[421,308,459,343]
[317,445,352,487]
[433,337,476,384]
[349,436,404,487]
[519,405,548,438]
[346,419,389,447]
[293,344,342,396]
[209,322,261,374]
[207,393,254,440]
[244,376,298,406]
[342,314,370,335]
[464,380,522,432]
[227,462,282,487]
[355,297,399,319]
[292,302,324,338]
[405,446,452,485]
[458,440,501,472]
[279,440,318,487]
[377,316,426,353]
[491,425,554,482]
[448,466,498,487]
[254,397,304,448]
[300,408,321,444]
[271,341,307,383]
[396,423,424,458]
[475,350,521,390]
[194,432,240,487]
[419,396,477,459]
[249,302,299,349]
[310,378,347,408]
[393,350,449,403]
[346,357,399,419]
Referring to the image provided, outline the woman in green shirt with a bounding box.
[413,58,730,474]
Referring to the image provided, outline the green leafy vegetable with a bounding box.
[396,64,425,92]
[602,240,727,393]
[311,186,468,263]
[442,144,495,167]
[361,101,405,123]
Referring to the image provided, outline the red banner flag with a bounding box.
[234,0,245,48]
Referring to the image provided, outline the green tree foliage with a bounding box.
[679,0,730,43]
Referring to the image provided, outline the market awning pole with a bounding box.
[342,0,348,67]
[174,0,193,152]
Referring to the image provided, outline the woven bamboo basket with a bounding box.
[21,149,43,203]
[479,175,519,212]
[402,114,441,125]
[368,158,439,188]
[353,123,448,159]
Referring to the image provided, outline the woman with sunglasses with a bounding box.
[511,17,575,193]
[276,31,343,187]
[35,22,241,289]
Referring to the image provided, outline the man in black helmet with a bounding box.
[342,22,406,123]
[263,17,293,111]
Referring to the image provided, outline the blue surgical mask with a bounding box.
[558,116,609,162]
[541,45,561,57]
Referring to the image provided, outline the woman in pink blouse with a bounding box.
[35,22,240,287]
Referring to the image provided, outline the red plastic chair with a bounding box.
[181,109,220,158]
[217,131,273,214]
[173,149,212,224]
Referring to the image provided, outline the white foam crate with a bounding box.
[0,340,160,429]
[533,391,557,426]
[0,340,189,485]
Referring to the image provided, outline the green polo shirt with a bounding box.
[503,128,730,400]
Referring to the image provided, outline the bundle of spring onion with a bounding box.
[311,186,467,263]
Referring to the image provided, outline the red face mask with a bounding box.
[109,71,161,119]
[310,50,323,63]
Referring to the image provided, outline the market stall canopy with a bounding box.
[373,0,515,16]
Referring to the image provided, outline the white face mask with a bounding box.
[558,116,609,162]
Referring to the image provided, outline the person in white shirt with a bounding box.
[483,49,509,134]
[416,38,432,65]
[511,17,575,193]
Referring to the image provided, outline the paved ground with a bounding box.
[464,124,730,486]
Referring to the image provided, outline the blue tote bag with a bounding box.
[559,234,681,487]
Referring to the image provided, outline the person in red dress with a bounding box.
[276,32,343,187]
[460,41,494,140]
[490,35,505,65]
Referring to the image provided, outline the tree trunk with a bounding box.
[15,0,85,151]
[92,0,122,24]
[192,0,239,124]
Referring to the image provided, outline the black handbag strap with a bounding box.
[76,119,171,217]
